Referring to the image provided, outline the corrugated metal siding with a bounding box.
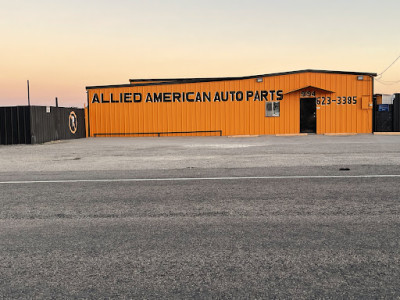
[87,72,374,137]
[0,106,85,145]
[0,106,31,145]
[30,107,86,144]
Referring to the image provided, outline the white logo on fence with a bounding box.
[69,112,78,134]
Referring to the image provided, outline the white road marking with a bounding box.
[0,174,400,184]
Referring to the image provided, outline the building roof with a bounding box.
[86,69,377,90]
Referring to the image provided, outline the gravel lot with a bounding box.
[1,135,400,173]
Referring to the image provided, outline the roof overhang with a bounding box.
[285,85,335,95]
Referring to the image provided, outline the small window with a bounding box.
[266,101,280,117]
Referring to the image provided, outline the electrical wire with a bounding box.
[376,53,400,79]
[374,53,400,86]
[375,78,400,86]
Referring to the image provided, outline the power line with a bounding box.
[377,53,400,78]
[375,53,400,86]
[375,78,400,86]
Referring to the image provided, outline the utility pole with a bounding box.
[27,80,30,106]
[55,97,58,107]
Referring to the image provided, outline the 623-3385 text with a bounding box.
[317,96,357,105]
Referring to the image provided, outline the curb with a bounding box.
[275,134,308,137]
[228,135,260,138]
[373,132,400,135]
[324,133,357,136]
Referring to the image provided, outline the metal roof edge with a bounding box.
[87,69,378,90]
[129,69,378,82]
[86,84,133,90]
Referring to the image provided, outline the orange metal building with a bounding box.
[85,69,376,137]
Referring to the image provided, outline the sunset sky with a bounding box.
[1,0,399,107]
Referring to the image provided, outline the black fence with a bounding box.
[394,94,400,132]
[0,106,85,145]
[374,94,400,132]
[0,107,31,145]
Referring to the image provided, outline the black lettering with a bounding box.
[110,93,118,103]
[254,91,260,101]
[101,93,109,103]
[236,91,243,101]
[221,92,229,102]
[246,91,254,101]
[154,93,162,102]
[195,92,202,102]
[124,93,132,103]
[261,91,268,102]
[92,93,100,103]
[163,93,171,102]
[230,91,236,101]
[214,92,221,102]
[173,92,181,102]
[186,92,194,102]
[269,90,276,101]
[277,90,284,101]
[145,93,153,102]
[119,93,123,103]
[203,92,211,102]
[133,93,142,103]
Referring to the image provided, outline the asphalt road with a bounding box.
[1,135,400,299]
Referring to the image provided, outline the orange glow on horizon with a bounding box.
[1,0,399,107]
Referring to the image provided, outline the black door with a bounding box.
[300,98,316,133]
